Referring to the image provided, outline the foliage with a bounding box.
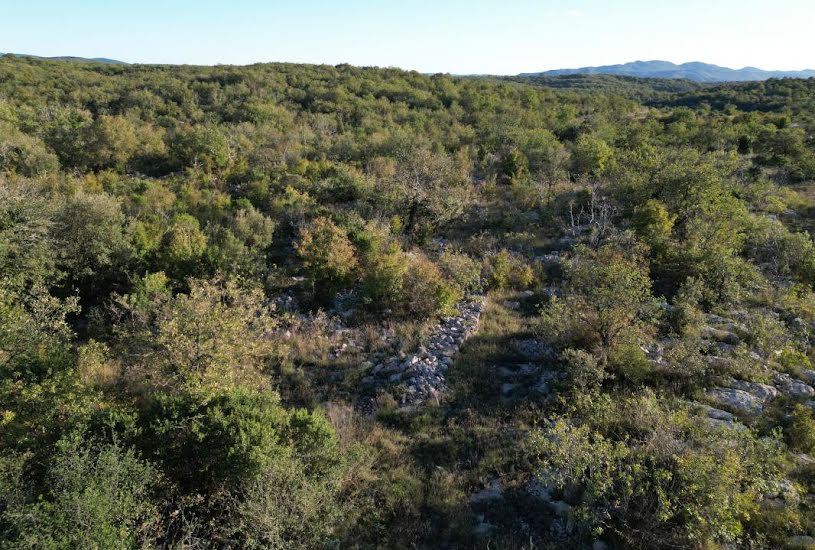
[114,277,279,398]
[156,214,207,278]
[438,250,483,295]
[540,245,659,362]
[527,392,787,548]
[401,253,461,318]
[296,216,358,300]
[388,145,471,237]
[2,55,815,548]
[2,438,160,549]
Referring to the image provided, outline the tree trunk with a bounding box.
[404,200,419,236]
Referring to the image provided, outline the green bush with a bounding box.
[561,348,608,393]
[438,250,483,295]
[608,342,652,385]
[296,216,358,300]
[3,438,159,550]
[168,124,229,173]
[0,122,60,177]
[359,235,408,313]
[143,389,340,489]
[156,214,207,277]
[487,249,536,290]
[787,404,815,455]
[488,249,512,289]
[527,392,787,548]
[669,277,705,337]
[401,253,461,318]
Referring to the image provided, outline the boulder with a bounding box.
[705,387,763,415]
[800,369,815,386]
[728,379,779,402]
[786,381,815,399]
[775,372,815,398]
[695,403,735,422]
[701,326,741,345]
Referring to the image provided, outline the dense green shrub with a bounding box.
[438,250,483,295]
[528,392,788,548]
[401,253,460,318]
[296,216,358,301]
[540,245,659,363]
[156,213,207,278]
[168,124,229,173]
[2,438,160,549]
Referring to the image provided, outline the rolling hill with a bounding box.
[0,52,126,64]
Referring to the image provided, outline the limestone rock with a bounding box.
[705,387,763,415]
[701,326,741,345]
[728,379,779,402]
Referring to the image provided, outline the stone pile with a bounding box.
[363,297,485,408]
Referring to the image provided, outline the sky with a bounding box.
[1,0,813,74]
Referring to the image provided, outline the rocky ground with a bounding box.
[360,297,486,411]
[685,313,815,421]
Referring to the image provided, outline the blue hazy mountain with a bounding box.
[521,60,815,82]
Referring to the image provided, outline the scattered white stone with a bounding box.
[366,297,485,408]
[513,339,553,360]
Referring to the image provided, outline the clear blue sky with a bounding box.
[2,0,813,73]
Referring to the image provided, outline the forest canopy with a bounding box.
[2,55,815,548]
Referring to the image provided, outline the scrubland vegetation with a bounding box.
[2,55,815,548]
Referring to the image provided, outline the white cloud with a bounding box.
[567,8,584,17]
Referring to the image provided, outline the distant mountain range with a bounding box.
[2,54,813,82]
[521,60,815,83]
[0,53,126,65]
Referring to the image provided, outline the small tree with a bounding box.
[571,134,614,178]
[632,199,675,250]
[296,217,357,301]
[390,146,470,237]
[52,191,132,287]
[115,277,279,398]
[157,214,208,278]
[541,245,659,364]
[168,124,229,173]
[86,115,139,171]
